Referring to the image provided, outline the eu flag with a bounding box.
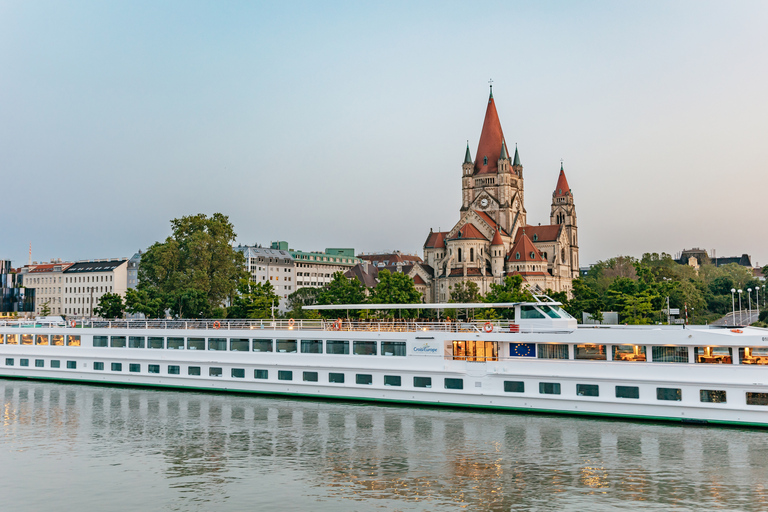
[510,343,536,357]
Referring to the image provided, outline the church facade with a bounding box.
[416,89,579,302]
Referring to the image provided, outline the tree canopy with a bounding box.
[95,293,125,319]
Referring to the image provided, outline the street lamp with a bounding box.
[756,286,761,316]
[738,289,743,325]
[748,288,753,324]
[731,288,736,325]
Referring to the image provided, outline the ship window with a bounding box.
[694,347,732,364]
[574,344,606,360]
[452,340,498,361]
[253,339,273,352]
[656,388,681,401]
[254,369,268,379]
[327,340,349,354]
[165,365,178,374]
[210,367,223,377]
[652,346,688,363]
[208,338,227,351]
[277,340,297,353]
[230,339,249,352]
[278,370,293,381]
[539,382,561,395]
[67,361,76,369]
[111,363,122,372]
[329,372,345,383]
[616,386,639,399]
[520,306,545,319]
[187,337,205,350]
[301,340,323,354]
[0,334,3,344]
[414,376,432,388]
[739,347,768,364]
[537,344,568,359]
[21,334,33,345]
[356,374,373,385]
[303,371,318,382]
[577,384,599,397]
[612,345,646,361]
[93,336,108,347]
[129,364,140,373]
[19,358,30,367]
[93,362,104,371]
[5,358,13,366]
[148,364,160,374]
[382,341,406,356]
[110,336,126,348]
[35,359,44,368]
[384,375,401,386]
[51,335,65,346]
[167,337,184,350]
[353,341,377,356]
[51,360,60,368]
[6,334,18,345]
[148,337,164,349]
[700,390,726,403]
[188,366,201,376]
[232,368,245,378]
[746,392,768,406]
[445,378,463,390]
[128,336,145,348]
[504,381,525,393]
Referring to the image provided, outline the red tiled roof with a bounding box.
[491,228,503,246]
[474,93,508,175]
[515,224,561,243]
[413,274,426,285]
[507,270,548,277]
[508,231,544,262]
[424,231,447,249]
[27,263,73,273]
[554,168,571,197]
[450,223,487,241]
[448,267,484,277]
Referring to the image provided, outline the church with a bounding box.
[411,88,579,302]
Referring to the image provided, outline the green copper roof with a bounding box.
[513,144,521,166]
[500,141,508,160]
[464,142,472,164]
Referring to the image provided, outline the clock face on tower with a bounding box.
[480,198,489,209]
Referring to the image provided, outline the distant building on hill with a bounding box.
[676,248,752,269]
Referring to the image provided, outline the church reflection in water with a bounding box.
[2,381,767,510]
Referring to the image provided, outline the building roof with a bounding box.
[513,145,521,166]
[359,252,422,266]
[236,246,294,261]
[491,228,504,246]
[424,231,447,249]
[474,90,508,175]
[344,263,379,288]
[516,224,562,243]
[64,260,127,273]
[448,267,484,277]
[507,270,549,277]
[553,163,571,197]
[413,274,426,285]
[472,210,511,236]
[450,223,487,241]
[27,263,73,273]
[463,143,472,164]
[508,231,545,262]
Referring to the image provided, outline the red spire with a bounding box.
[554,163,571,197]
[508,231,544,262]
[474,91,507,175]
[491,227,504,246]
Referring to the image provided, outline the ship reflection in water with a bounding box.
[1,381,767,511]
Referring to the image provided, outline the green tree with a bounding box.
[484,275,533,319]
[368,269,422,318]
[228,279,281,319]
[94,293,125,319]
[40,301,51,316]
[286,287,322,319]
[448,281,482,303]
[136,213,246,317]
[125,288,166,318]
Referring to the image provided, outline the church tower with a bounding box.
[550,162,579,279]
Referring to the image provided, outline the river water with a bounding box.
[1,380,767,511]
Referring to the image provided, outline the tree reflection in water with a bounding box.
[1,381,768,510]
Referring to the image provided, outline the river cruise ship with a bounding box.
[1,299,768,427]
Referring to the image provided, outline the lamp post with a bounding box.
[756,286,761,316]
[738,289,743,325]
[748,288,753,324]
[731,288,736,325]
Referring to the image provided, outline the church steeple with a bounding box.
[500,141,509,160]
[474,90,507,175]
[513,144,521,166]
[464,142,472,164]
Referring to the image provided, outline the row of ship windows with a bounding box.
[1,335,81,346]
[514,344,768,365]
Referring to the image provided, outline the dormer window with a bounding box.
[483,156,488,165]
[533,234,538,241]
[530,252,536,259]
[515,252,520,260]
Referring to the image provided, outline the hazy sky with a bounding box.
[2,1,767,268]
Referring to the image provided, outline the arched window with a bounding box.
[458,248,462,262]
[470,248,474,262]
[530,252,535,259]
[515,252,520,260]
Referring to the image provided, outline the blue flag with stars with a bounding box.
[510,343,536,357]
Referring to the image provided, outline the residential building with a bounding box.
[0,260,34,315]
[235,245,295,310]
[127,251,142,289]
[276,242,362,290]
[359,252,422,271]
[19,260,73,315]
[63,259,128,317]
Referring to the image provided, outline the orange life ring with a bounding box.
[731,329,743,333]
[334,318,342,331]
[484,322,494,333]
[70,320,76,328]
[288,318,295,328]
[213,321,221,329]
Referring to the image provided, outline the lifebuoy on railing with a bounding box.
[483,322,494,333]
[213,321,221,329]
[70,320,76,328]
[288,318,295,328]
[731,329,743,333]
[334,318,342,331]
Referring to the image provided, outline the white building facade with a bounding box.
[63,259,128,318]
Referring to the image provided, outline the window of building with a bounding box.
[51,335,64,346]
[739,347,768,364]
[504,381,525,393]
[187,337,205,350]
[444,378,463,390]
[694,347,732,364]
[539,382,561,395]
[165,365,178,375]
[128,337,145,348]
[278,370,293,381]
[148,364,160,374]
[93,336,108,348]
[277,339,297,353]
[188,366,201,376]
[414,376,432,388]
[5,358,13,366]
[111,336,126,348]
[384,375,401,387]
[230,339,249,352]
[303,371,319,382]
[576,384,599,397]
[254,369,268,379]
[93,362,104,371]
[381,341,406,356]
[129,364,140,373]
[574,344,606,360]
[537,344,569,359]
[356,374,373,385]
[232,368,245,378]
[327,340,349,355]
[612,345,646,361]
[301,340,323,354]
[109,362,121,372]
[6,334,17,345]
[253,339,273,352]
[329,372,345,383]
[353,341,377,356]
[209,367,223,377]
[746,393,768,406]
[652,346,688,363]
[700,390,726,403]
[148,337,164,349]
[208,338,227,351]
[656,388,682,401]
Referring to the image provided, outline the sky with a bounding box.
[1,0,767,268]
